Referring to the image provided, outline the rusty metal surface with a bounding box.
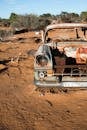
[45,23,87,31]
[76,47,87,63]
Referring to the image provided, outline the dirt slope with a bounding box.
[0,32,87,130]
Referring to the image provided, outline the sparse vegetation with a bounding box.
[57,12,80,23]
[0,11,87,31]
[0,11,87,40]
[80,11,87,22]
[9,11,87,30]
[0,30,13,41]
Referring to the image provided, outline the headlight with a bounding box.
[39,72,45,78]
[38,71,47,79]
[36,55,48,66]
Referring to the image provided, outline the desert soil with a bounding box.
[0,32,87,130]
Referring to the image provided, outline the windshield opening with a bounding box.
[45,27,87,42]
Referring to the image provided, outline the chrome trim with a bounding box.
[35,80,87,87]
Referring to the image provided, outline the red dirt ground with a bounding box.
[0,32,87,130]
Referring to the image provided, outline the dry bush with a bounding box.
[0,30,13,41]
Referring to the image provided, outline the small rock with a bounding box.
[0,64,7,71]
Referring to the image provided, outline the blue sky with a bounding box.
[0,0,87,18]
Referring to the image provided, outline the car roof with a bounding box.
[45,23,87,31]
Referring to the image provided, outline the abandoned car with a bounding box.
[34,23,87,87]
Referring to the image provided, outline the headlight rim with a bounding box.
[36,55,48,66]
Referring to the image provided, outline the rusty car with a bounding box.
[34,23,87,88]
